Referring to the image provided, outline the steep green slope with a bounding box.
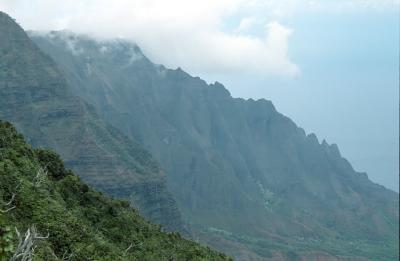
[31,31,399,260]
[0,120,230,260]
[0,12,183,232]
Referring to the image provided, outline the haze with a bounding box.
[1,0,398,191]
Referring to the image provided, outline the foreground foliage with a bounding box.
[0,121,230,260]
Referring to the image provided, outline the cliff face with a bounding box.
[31,31,399,260]
[0,12,184,232]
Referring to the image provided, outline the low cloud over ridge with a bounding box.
[0,0,300,77]
[1,0,396,77]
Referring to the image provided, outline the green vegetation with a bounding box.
[256,181,276,210]
[0,121,230,260]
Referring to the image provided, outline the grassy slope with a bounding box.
[0,121,230,260]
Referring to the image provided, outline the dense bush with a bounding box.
[0,121,231,260]
[35,149,68,180]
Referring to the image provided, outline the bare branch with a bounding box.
[35,232,49,240]
[0,205,16,213]
[62,252,74,260]
[4,193,15,206]
[34,167,48,187]
[1,192,16,212]
[124,243,133,255]
[123,242,143,256]
[10,225,49,261]
[51,250,74,261]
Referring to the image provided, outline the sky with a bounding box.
[0,0,399,191]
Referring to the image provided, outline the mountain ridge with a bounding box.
[30,30,399,260]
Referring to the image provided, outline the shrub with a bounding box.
[35,149,67,180]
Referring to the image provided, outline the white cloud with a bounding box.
[0,0,300,77]
[0,0,396,78]
[236,17,259,33]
